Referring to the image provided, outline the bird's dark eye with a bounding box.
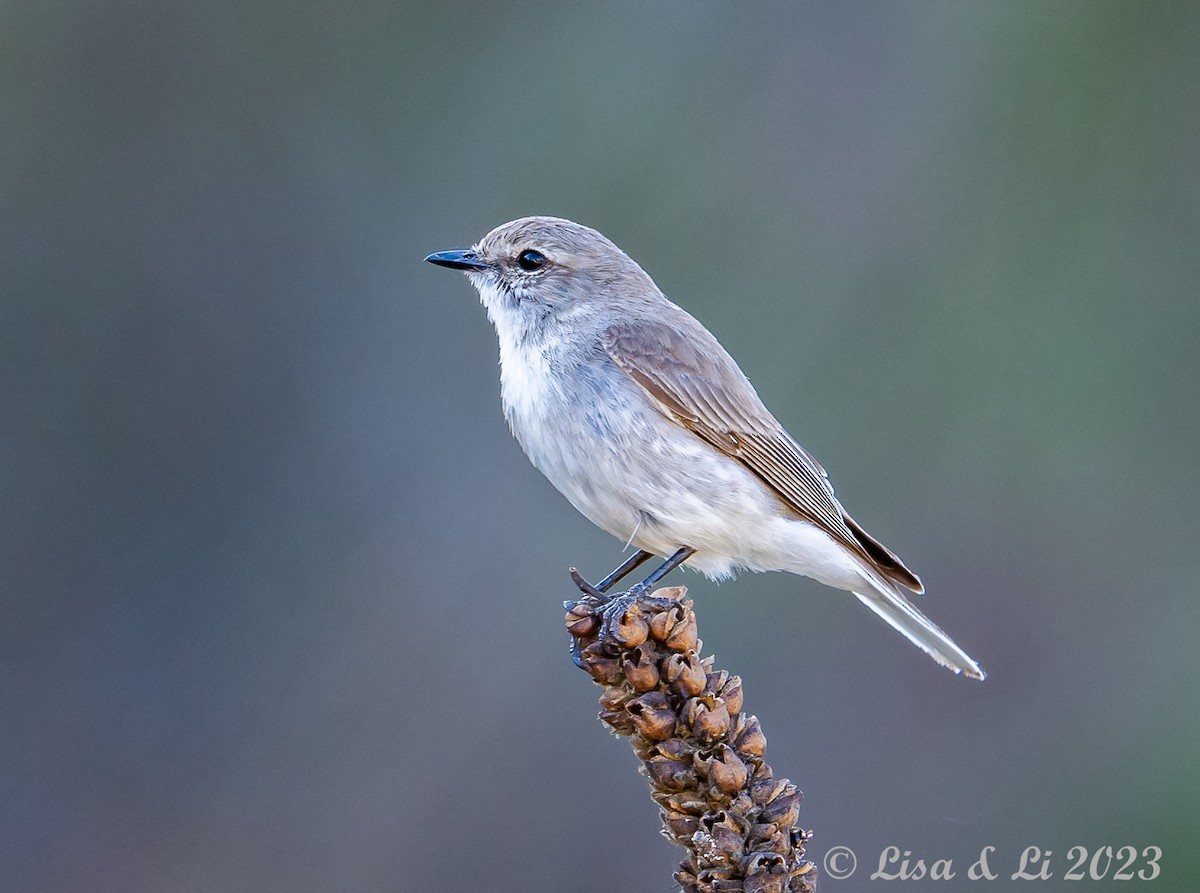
[517,249,546,271]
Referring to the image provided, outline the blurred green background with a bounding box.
[3,1,1198,890]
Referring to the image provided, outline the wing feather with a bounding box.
[603,317,922,593]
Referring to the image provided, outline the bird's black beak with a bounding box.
[424,249,493,272]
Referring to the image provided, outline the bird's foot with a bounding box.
[565,572,684,667]
[568,566,608,603]
[595,585,651,643]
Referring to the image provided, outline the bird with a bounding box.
[425,216,985,680]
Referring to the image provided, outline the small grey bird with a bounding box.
[426,217,985,680]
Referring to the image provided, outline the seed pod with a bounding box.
[703,670,726,700]
[743,851,788,893]
[673,866,699,891]
[653,585,688,604]
[731,714,766,757]
[707,744,749,794]
[646,754,697,792]
[627,691,676,742]
[665,608,699,652]
[662,808,700,839]
[747,823,788,854]
[664,650,708,696]
[656,737,693,762]
[564,602,599,638]
[649,602,685,641]
[579,642,623,686]
[630,736,658,762]
[697,810,747,860]
[653,791,708,816]
[611,602,649,648]
[715,673,744,714]
[599,707,635,735]
[745,851,786,871]
[696,865,741,885]
[728,791,755,819]
[620,644,660,692]
[791,859,816,877]
[598,686,631,713]
[685,695,731,744]
[759,786,801,828]
[750,775,789,808]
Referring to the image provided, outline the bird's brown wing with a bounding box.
[603,317,923,593]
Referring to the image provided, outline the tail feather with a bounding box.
[853,575,986,681]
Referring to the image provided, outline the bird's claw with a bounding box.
[567,568,683,661]
[596,585,683,642]
[569,566,607,601]
[595,588,643,640]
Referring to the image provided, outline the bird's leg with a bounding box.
[631,546,697,593]
[567,548,692,667]
[570,549,654,602]
[568,550,654,667]
[594,546,697,643]
[597,549,656,593]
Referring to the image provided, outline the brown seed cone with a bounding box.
[566,584,818,893]
[622,644,662,692]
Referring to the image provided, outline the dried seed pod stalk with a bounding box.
[565,586,818,893]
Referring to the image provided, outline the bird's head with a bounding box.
[426,216,660,335]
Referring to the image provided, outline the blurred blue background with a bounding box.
[3,1,1198,890]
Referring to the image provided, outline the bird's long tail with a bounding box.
[853,574,986,681]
